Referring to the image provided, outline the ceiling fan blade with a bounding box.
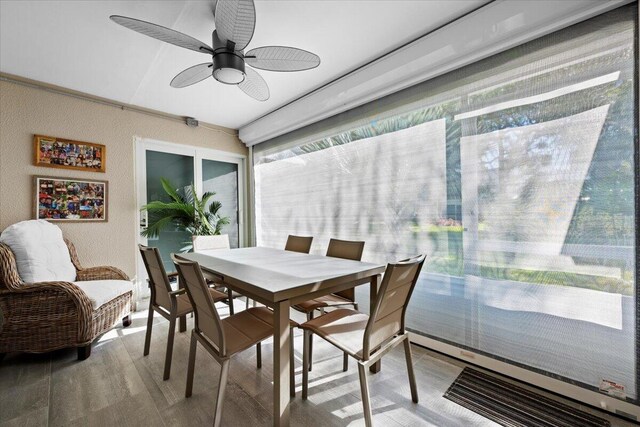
[245,46,320,72]
[238,67,269,101]
[110,15,213,54]
[214,0,255,51]
[171,63,213,88]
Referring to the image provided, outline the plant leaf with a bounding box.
[141,215,174,238]
[160,178,183,203]
[140,178,230,238]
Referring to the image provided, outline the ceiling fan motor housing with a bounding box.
[211,30,246,85]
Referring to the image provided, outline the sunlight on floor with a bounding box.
[96,329,119,344]
[306,373,359,404]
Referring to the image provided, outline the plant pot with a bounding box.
[192,234,230,252]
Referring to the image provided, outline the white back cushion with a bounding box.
[192,235,230,252]
[0,220,76,283]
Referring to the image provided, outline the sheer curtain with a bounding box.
[254,5,637,402]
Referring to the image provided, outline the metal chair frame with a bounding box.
[301,255,426,427]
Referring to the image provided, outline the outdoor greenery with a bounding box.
[423,229,634,296]
[426,253,633,296]
[141,178,230,239]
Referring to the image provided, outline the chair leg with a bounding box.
[143,307,154,356]
[77,344,91,360]
[213,359,230,427]
[185,332,197,398]
[245,296,250,310]
[302,330,310,400]
[179,314,187,333]
[227,289,234,315]
[256,342,262,369]
[307,311,314,371]
[290,327,295,398]
[404,337,419,403]
[358,362,373,427]
[163,315,177,380]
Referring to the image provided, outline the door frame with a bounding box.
[134,137,247,290]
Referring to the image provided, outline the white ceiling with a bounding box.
[0,0,484,130]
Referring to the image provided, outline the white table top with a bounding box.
[179,247,385,303]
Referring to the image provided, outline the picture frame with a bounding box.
[34,176,108,222]
[34,134,106,173]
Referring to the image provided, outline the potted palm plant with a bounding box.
[141,178,230,248]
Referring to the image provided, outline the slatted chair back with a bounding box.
[363,255,425,360]
[172,255,226,356]
[139,244,173,310]
[192,235,230,252]
[326,238,365,301]
[284,235,313,254]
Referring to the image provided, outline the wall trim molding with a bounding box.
[0,72,238,137]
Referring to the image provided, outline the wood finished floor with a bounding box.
[0,300,635,427]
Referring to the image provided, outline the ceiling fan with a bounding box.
[110,0,320,101]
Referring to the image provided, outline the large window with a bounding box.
[254,5,637,403]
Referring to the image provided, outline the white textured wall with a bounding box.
[0,80,246,278]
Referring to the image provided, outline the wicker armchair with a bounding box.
[0,239,132,360]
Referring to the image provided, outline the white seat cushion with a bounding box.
[0,220,76,283]
[72,280,133,309]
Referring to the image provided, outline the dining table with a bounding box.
[178,246,386,427]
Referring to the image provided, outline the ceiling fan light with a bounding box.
[213,67,245,84]
[212,52,246,85]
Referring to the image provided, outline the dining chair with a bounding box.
[284,235,313,253]
[192,234,246,314]
[300,254,426,427]
[139,244,228,380]
[172,255,297,427]
[292,238,365,371]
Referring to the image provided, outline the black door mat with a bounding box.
[444,367,610,427]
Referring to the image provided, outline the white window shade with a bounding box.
[256,119,447,259]
[253,3,638,416]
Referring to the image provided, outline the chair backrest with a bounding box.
[326,238,365,301]
[284,235,313,254]
[138,244,173,310]
[326,238,364,261]
[192,235,230,252]
[362,255,425,360]
[172,254,226,356]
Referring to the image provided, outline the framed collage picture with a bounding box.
[34,134,106,173]
[34,176,108,222]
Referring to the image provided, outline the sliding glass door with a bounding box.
[253,4,637,415]
[137,139,245,274]
[144,150,195,272]
[202,159,239,250]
